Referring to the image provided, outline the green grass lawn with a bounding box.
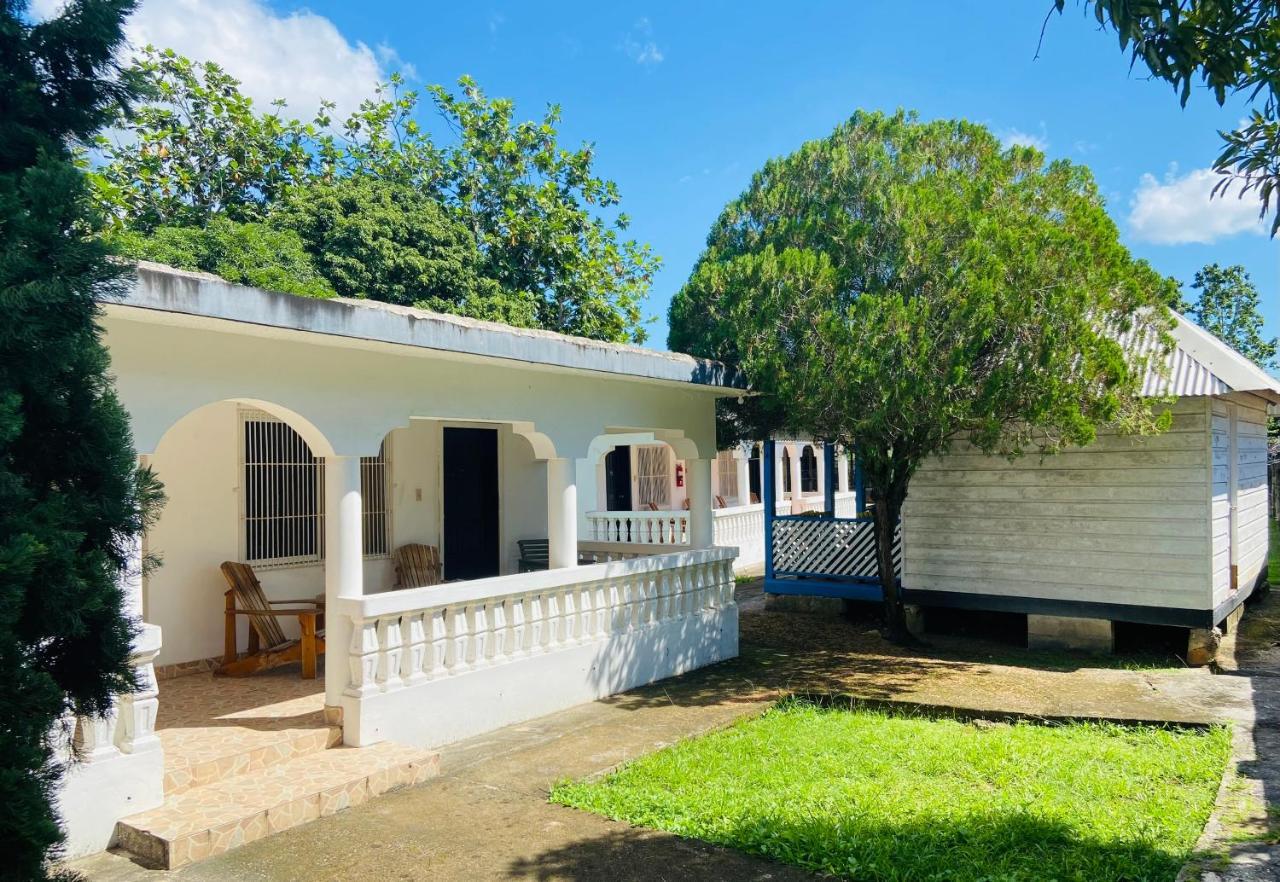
[552,700,1230,881]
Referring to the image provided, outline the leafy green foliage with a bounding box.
[0,0,162,875]
[554,700,1230,881]
[273,175,536,325]
[669,110,1177,637]
[95,55,656,342]
[1052,1,1280,235]
[1186,263,1278,369]
[109,217,335,298]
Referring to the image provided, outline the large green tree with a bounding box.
[670,111,1177,639]
[1186,263,1278,368]
[1052,0,1280,235]
[95,53,657,342]
[0,0,161,875]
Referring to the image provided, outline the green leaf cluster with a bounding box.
[1054,1,1280,236]
[0,0,163,875]
[1186,262,1278,369]
[93,50,657,342]
[669,110,1177,636]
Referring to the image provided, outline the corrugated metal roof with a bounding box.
[1138,312,1280,403]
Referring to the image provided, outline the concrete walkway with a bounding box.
[73,585,1265,882]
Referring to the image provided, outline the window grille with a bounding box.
[240,411,389,566]
[716,452,739,501]
[636,445,671,509]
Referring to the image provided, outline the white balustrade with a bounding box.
[333,548,736,706]
[586,509,690,545]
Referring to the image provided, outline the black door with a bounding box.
[604,445,632,511]
[443,427,499,581]
[748,445,761,502]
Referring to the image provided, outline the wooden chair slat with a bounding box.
[394,544,442,588]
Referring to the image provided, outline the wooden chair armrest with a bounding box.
[267,598,325,606]
[225,608,321,616]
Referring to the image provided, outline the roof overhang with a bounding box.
[102,263,747,394]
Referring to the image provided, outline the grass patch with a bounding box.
[552,700,1230,881]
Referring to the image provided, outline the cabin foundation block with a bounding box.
[1026,614,1114,654]
[904,604,926,639]
[1187,626,1222,667]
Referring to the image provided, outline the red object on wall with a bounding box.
[675,463,684,487]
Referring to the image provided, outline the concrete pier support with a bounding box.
[1027,614,1114,654]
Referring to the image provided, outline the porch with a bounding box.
[58,263,745,861]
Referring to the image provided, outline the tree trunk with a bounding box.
[873,494,909,642]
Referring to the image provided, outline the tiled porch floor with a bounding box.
[157,665,339,795]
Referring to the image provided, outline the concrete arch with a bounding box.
[586,428,704,464]
[147,397,336,458]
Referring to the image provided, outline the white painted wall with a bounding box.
[902,398,1218,613]
[146,409,546,667]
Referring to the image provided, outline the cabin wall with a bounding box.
[1214,393,1272,609]
[901,397,1216,617]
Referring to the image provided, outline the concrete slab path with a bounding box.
[73,582,1264,882]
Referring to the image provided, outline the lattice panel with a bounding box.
[771,517,902,579]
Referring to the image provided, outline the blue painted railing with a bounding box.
[763,439,897,601]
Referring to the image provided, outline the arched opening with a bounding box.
[781,448,793,496]
[800,445,819,495]
[748,444,762,504]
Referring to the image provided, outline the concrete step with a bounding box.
[163,721,343,795]
[116,742,440,869]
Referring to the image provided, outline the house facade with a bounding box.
[57,263,745,863]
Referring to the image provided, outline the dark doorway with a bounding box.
[604,445,632,511]
[748,445,761,503]
[443,427,499,581]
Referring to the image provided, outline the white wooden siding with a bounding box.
[902,398,1215,612]
[1233,395,1272,601]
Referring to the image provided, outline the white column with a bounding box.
[815,444,827,500]
[774,443,787,505]
[547,458,578,569]
[325,455,363,709]
[734,452,751,506]
[788,448,803,511]
[688,458,713,548]
[837,446,850,492]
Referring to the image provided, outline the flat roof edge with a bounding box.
[108,262,746,391]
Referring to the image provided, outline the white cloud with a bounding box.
[1128,165,1267,245]
[34,0,401,121]
[998,124,1049,152]
[622,17,663,65]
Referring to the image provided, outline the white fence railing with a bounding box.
[586,509,689,545]
[334,547,739,747]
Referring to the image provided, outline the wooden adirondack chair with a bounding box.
[218,562,325,679]
[393,543,442,588]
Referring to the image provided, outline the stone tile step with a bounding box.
[162,722,342,795]
[116,742,440,870]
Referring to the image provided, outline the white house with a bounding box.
[899,316,1279,659]
[58,263,745,866]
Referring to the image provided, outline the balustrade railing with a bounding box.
[336,548,736,699]
[586,509,689,545]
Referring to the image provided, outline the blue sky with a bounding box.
[94,0,1280,353]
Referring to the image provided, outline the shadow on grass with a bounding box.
[510,810,1186,882]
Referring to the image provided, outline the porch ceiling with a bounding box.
[105,263,747,395]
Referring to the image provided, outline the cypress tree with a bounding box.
[0,1,161,876]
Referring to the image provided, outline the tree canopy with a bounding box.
[1051,0,1280,236]
[669,110,1177,637]
[0,0,161,874]
[94,49,657,342]
[1185,263,1278,369]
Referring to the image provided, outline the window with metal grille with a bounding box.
[240,411,389,566]
[636,445,671,509]
[800,445,818,494]
[716,452,739,501]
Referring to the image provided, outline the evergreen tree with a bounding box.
[1187,264,1278,370]
[0,1,161,876]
